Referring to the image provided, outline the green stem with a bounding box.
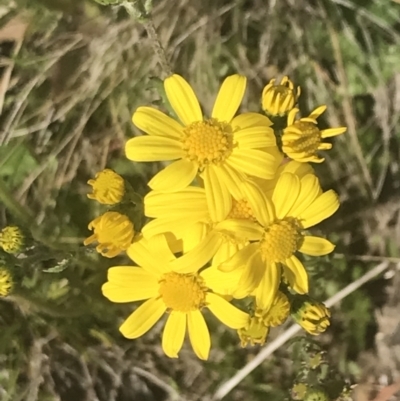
[123,0,172,78]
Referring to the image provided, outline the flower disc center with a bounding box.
[291,121,321,153]
[181,118,233,168]
[159,272,206,312]
[260,218,303,262]
[227,199,255,220]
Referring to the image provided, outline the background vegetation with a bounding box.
[0,0,400,400]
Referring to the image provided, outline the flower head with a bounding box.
[237,314,269,347]
[87,169,125,205]
[291,296,331,335]
[260,291,290,327]
[282,106,346,163]
[102,235,248,360]
[84,211,134,258]
[0,266,13,297]
[291,383,309,400]
[304,388,330,401]
[262,76,300,116]
[218,172,339,310]
[127,74,281,221]
[0,225,24,254]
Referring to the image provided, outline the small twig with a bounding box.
[141,19,172,77]
[122,0,172,77]
[133,366,183,401]
[213,261,392,400]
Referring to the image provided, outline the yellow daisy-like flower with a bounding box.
[262,76,300,116]
[0,266,13,297]
[218,172,339,310]
[260,291,290,327]
[87,169,125,205]
[84,211,134,258]
[127,74,281,220]
[291,297,331,335]
[237,315,270,347]
[0,225,24,254]
[282,106,346,163]
[102,235,248,360]
[143,183,263,300]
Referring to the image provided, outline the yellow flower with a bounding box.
[260,291,290,327]
[87,169,125,205]
[102,235,248,360]
[0,225,24,254]
[143,184,253,251]
[84,211,134,258]
[217,172,339,310]
[292,383,309,400]
[237,314,270,347]
[127,74,282,221]
[282,106,346,163]
[304,388,330,401]
[292,297,331,335]
[0,266,13,297]
[262,76,300,116]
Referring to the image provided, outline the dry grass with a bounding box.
[0,0,400,400]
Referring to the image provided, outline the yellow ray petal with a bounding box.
[281,160,314,177]
[102,267,158,302]
[284,255,308,294]
[142,218,202,239]
[212,241,242,267]
[241,180,275,226]
[309,105,327,119]
[206,292,249,328]
[132,106,183,139]
[218,243,259,272]
[288,174,321,217]
[299,190,339,229]
[127,238,167,275]
[254,262,281,310]
[299,236,335,256]
[201,265,243,296]
[147,234,177,262]
[214,163,245,201]
[119,297,166,339]
[180,222,209,252]
[188,310,210,360]
[164,74,202,125]
[272,173,301,219]
[125,136,183,162]
[320,126,346,138]
[145,187,207,218]
[212,74,246,122]
[169,231,223,273]
[227,149,279,179]
[231,112,273,129]
[148,159,198,192]
[235,126,276,149]
[233,251,265,298]
[216,219,263,242]
[203,165,232,222]
[162,312,186,358]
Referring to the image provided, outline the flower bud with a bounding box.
[87,169,125,205]
[291,296,331,335]
[84,211,135,258]
[237,315,269,347]
[262,76,300,117]
[0,266,13,297]
[0,225,25,254]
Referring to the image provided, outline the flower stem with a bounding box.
[123,0,172,78]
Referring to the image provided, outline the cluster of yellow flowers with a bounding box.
[84,74,346,360]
